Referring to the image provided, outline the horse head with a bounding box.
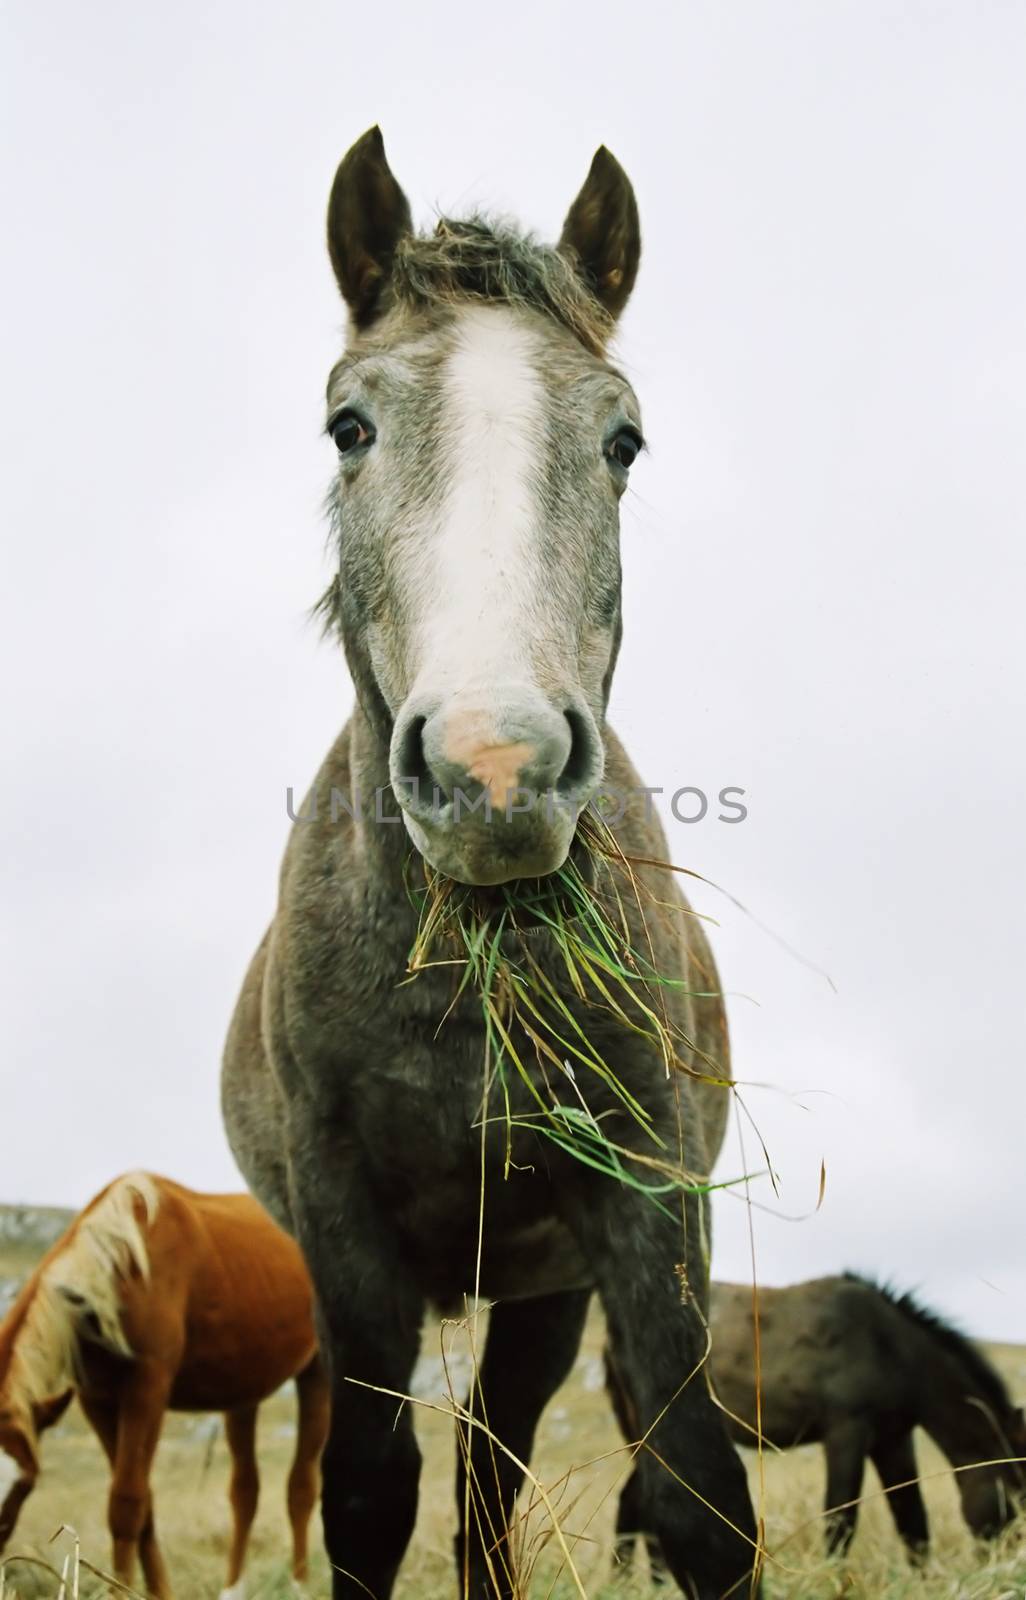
[321,127,644,885]
[0,1389,72,1551]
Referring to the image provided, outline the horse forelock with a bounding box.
[1,1173,161,1424]
[387,216,615,357]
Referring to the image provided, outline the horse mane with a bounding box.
[845,1272,1009,1411]
[1,1173,160,1420]
[389,216,614,357]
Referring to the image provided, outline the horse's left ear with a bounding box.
[32,1390,73,1433]
[558,147,641,321]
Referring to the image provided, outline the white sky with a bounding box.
[2,2,1024,1340]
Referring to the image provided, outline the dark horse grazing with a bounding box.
[608,1274,1026,1575]
[221,127,760,1599]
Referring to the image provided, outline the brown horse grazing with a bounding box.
[0,1172,329,1600]
[221,126,760,1600]
[608,1274,1026,1575]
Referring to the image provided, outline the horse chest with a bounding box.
[286,906,669,1300]
[339,1015,583,1293]
[341,973,538,1142]
[352,1044,527,1195]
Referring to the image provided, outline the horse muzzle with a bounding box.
[390,687,603,885]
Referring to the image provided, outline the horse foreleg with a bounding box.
[870,1432,929,1561]
[604,1351,669,1585]
[290,1138,425,1600]
[454,1289,589,1600]
[219,1403,260,1600]
[80,1388,171,1599]
[136,1495,172,1600]
[287,1356,331,1586]
[611,1463,670,1584]
[823,1418,871,1557]
[560,1180,761,1600]
[91,1366,172,1598]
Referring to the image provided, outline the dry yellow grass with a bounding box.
[3,1302,1025,1600]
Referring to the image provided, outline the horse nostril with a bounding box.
[558,709,599,795]
[394,714,431,795]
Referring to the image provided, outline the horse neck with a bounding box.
[324,702,416,903]
[0,1289,26,1394]
[911,1332,1007,1467]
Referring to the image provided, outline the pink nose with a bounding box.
[440,711,540,805]
[423,700,573,805]
[391,691,602,812]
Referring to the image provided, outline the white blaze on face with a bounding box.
[0,1447,20,1500]
[414,306,545,704]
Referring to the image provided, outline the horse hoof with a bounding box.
[218,1584,246,1600]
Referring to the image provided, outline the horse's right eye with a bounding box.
[330,412,373,454]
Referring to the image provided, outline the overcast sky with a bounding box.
[2,2,1023,1340]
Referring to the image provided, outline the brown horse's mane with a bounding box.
[390,216,614,357]
[0,1174,158,1420]
[845,1272,1009,1411]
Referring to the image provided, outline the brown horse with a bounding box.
[0,1172,329,1600]
[608,1274,1026,1574]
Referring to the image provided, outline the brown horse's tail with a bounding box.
[35,1172,161,1375]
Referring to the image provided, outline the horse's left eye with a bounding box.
[330,412,373,454]
[606,428,643,471]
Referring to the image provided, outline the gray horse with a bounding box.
[221,126,760,1600]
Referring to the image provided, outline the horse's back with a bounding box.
[710,1276,908,1447]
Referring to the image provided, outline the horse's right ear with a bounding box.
[327,126,413,328]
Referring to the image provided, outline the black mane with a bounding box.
[846,1273,1009,1411]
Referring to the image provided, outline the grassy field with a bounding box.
[2,1224,1025,1600]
